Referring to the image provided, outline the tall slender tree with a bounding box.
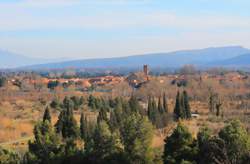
[163,93,168,113]
[43,106,51,123]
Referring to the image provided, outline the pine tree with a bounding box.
[27,121,61,163]
[163,123,198,164]
[121,113,154,163]
[43,106,51,123]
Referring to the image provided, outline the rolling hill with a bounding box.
[21,46,250,70]
[0,50,70,69]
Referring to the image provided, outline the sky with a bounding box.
[0,0,250,59]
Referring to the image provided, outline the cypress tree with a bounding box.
[97,107,108,124]
[163,93,168,113]
[158,96,164,113]
[55,99,79,139]
[80,112,88,140]
[43,106,51,123]
[174,91,181,120]
[183,91,191,119]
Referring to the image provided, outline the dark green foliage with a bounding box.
[86,121,123,163]
[219,120,250,163]
[148,95,170,129]
[50,98,60,109]
[163,123,198,164]
[0,147,20,164]
[173,91,191,120]
[173,91,183,120]
[43,107,51,123]
[27,121,62,164]
[80,112,87,140]
[183,91,191,119]
[70,96,84,110]
[197,126,212,149]
[55,97,79,139]
[97,107,108,124]
[88,95,96,110]
[120,113,154,163]
[47,80,59,90]
[209,92,218,113]
[198,137,230,164]
[163,93,168,113]
[0,76,6,88]
[128,95,140,114]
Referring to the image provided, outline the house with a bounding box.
[126,65,150,88]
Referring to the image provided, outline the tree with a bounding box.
[163,123,198,164]
[197,126,212,149]
[163,93,168,113]
[0,76,6,88]
[55,98,79,139]
[88,95,96,110]
[219,120,250,163]
[183,91,191,119]
[43,107,51,123]
[50,98,60,109]
[47,80,59,90]
[173,91,183,120]
[174,91,192,120]
[87,121,123,163]
[97,107,108,124]
[0,147,20,164]
[121,114,154,163]
[158,96,164,114]
[27,121,62,164]
[129,95,144,115]
[80,112,87,140]
[198,137,230,164]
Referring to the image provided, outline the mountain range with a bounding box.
[1,46,250,70]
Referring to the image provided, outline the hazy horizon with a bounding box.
[0,0,250,59]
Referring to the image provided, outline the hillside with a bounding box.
[210,53,250,66]
[22,46,250,70]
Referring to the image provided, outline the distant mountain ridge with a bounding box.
[210,53,250,66]
[21,46,250,70]
[0,50,70,69]
[1,46,250,69]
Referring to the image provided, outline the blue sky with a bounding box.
[0,0,250,59]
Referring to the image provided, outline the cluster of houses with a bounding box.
[6,65,249,91]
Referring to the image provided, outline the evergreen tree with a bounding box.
[128,95,141,114]
[0,147,20,164]
[183,91,191,119]
[87,121,123,163]
[88,95,96,110]
[97,107,108,124]
[121,113,154,163]
[163,123,198,164]
[55,99,79,139]
[43,106,51,123]
[163,93,168,113]
[27,121,62,164]
[219,120,250,163]
[198,137,230,164]
[173,91,182,120]
[80,112,87,140]
[158,96,164,113]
